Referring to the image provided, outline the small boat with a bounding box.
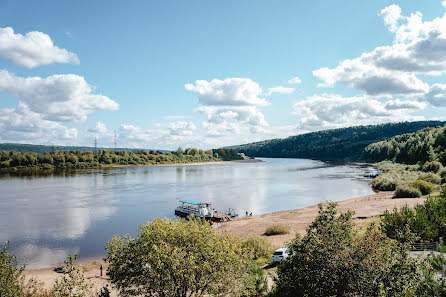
[226,208,239,218]
[174,200,231,222]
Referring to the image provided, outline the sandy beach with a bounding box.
[24,190,426,295]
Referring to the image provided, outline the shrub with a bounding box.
[418,172,442,184]
[422,161,444,173]
[393,183,422,198]
[410,180,434,195]
[370,175,396,191]
[264,224,290,236]
[242,235,272,261]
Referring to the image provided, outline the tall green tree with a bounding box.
[273,203,420,297]
[105,217,255,297]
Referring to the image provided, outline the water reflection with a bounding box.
[0,158,378,268]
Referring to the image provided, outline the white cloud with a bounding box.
[293,94,425,130]
[0,27,79,68]
[0,70,119,122]
[169,121,197,136]
[118,124,156,147]
[288,76,302,84]
[421,83,446,107]
[379,4,402,33]
[0,102,77,143]
[314,3,446,97]
[196,106,268,137]
[185,78,268,106]
[88,122,107,134]
[186,77,270,136]
[267,86,295,95]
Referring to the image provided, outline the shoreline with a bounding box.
[0,158,262,176]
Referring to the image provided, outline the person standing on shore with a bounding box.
[100,264,103,277]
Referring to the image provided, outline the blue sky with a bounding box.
[0,0,445,149]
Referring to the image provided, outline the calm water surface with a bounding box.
[0,158,378,269]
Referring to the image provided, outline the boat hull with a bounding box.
[174,209,228,222]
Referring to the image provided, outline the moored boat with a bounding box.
[174,200,231,222]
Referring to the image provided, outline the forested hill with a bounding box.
[225,121,446,161]
[362,125,446,165]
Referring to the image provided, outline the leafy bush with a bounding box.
[418,172,442,184]
[264,224,290,236]
[410,180,434,195]
[422,161,444,173]
[106,217,256,297]
[371,175,396,191]
[381,188,446,242]
[242,235,272,261]
[273,203,421,297]
[417,238,446,296]
[393,183,422,198]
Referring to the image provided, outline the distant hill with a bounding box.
[225,121,446,161]
[0,143,169,154]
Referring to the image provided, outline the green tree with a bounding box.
[0,242,26,297]
[105,217,255,297]
[418,238,446,296]
[51,255,92,297]
[274,203,421,297]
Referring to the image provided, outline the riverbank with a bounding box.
[24,190,426,295]
[0,158,262,177]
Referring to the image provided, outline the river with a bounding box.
[0,158,378,269]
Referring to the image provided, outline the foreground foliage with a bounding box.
[105,217,257,297]
[0,148,243,169]
[273,202,421,297]
[418,238,446,296]
[0,245,93,297]
[381,188,446,242]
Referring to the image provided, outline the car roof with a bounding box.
[274,247,288,252]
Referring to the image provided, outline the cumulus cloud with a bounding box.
[169,121,197,136]
[196,105,268,130]
[293,94,425,130]
[0,102,77,143]
[0,70,119,122]
[186,78,270,136]
[267,86,295,95]
[185,78,267,106]
[118,124,156,147]
[0,27,79,68]
[288,76,302,84]
[313,3,446,97]
[421,83,446,107]
[88,122,107,134]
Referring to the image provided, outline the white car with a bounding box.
[272,247,289,263]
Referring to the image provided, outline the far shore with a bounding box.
[0,158,263,175]
[24,190,426,295]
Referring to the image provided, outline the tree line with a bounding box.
[362,125,446,165]
[0,148,243,169]
[226,121,446,161]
